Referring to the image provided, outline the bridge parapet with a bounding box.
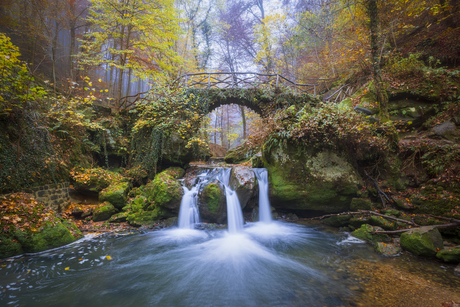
[178,72,336,96]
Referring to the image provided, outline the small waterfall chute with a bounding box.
[220,168,244,234]
[254,168,272,223]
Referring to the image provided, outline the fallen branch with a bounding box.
[427,214,460,224]
[371,223,460,234]
[308,210,419,226]
[364,170,399,208]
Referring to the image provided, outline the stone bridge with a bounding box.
[177,72,336,116]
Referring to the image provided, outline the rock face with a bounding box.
[144,168,184,213]
[262,142,362,215]
[400,226,444,257]
[322,215,351,227]
[229,166,258,210]
[350,198,372,211]
[198,181,226,224]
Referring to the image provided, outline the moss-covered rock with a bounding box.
[108,212,129,223]
[99,181,131,209]
[322,215,352,227]
[92,202,118,222]
[351,224,390,243]
[70,167,124,196]
[224,142,258,164]
[0,193,83,258]
[198,181,226,223]
[144,170,184,213]
[400,226,444,257]
[350,198,372,211]
[262,142,362,215]
[161,167,185,179]
[436,246,460,263]
[350,216,371,229]
[230,166,257,210]
[369,216,397,231]
[375,242,401,256]
[126,207,164,227]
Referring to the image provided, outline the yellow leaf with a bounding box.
[98,79,102,82]
[106,255,112,260]
[65,267,69,270]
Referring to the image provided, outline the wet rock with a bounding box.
[252,153,263,168]
[436,246,460,263]
[350,198,372,211]
[400,226,444,257]
[92,202,118,222]
[351,224,390,243]
[431,120,456,137]
[99,181,131,209]
[262,143,362,215]
[144,168,184,213]
[229,166,258,209]
[350,216,371,229]
[375,242,401,256]
[198,181,227,224]
[287,213,299,221]
[323,215,351,227]
[165,217,178,227]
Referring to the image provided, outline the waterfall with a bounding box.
[254,168,272,223]
[220,168,244,234]
[178,186,200,229]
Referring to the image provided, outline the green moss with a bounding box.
[350,198,372,211]
[201,183,221,213]
[108,212,129,223]
[162,167,185,179]
[0,236,24,258]
[349,216,371,229]
[14,222,79,254]
[400,226,444,257]
[436,247,460,263]
[144,171,183,210]
[71,167,124,193]
[351,224,390,243]
[126,206,164,227]
[369,216,396,230]
[99,181,131,209]
[322,215,351,227]
[92,202,118,222]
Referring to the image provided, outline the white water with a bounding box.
[254,168,272,223]
[221,168,244,234]
[178,186,200,229]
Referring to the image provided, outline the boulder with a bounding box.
[431,120,456,137]
[92,202,118,222]
[0,193,83,258]
[375,242,401,256]
[99,181,131,209]
[145,170,184,213]
[323,215,351,227]
[350,198,372,211]
[351,224,390,243]
[262,142,362,215]
[229,166,258,209]
[198,181,227,224]
[400,226,444,257]
[350,216,371,229]
[71,168,123,196]
[436,246,460,263]
[108,211,128,223]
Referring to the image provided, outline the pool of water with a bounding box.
[0,221,458,307]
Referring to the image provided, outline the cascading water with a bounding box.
[178,186,200,229]
[254,168,272,223]
[220,168,244,234]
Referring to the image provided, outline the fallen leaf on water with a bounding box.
[106,255,112,260]
[65,267,69,270]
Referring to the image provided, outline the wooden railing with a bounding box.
[177,72,337,96]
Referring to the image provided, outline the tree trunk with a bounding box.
[240,105,246,139]
[366,0,388,121]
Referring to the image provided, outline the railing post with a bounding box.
[208,73,211,89]
[276,74,279,88]
[314,85,316,96]
[185,74,188,89]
